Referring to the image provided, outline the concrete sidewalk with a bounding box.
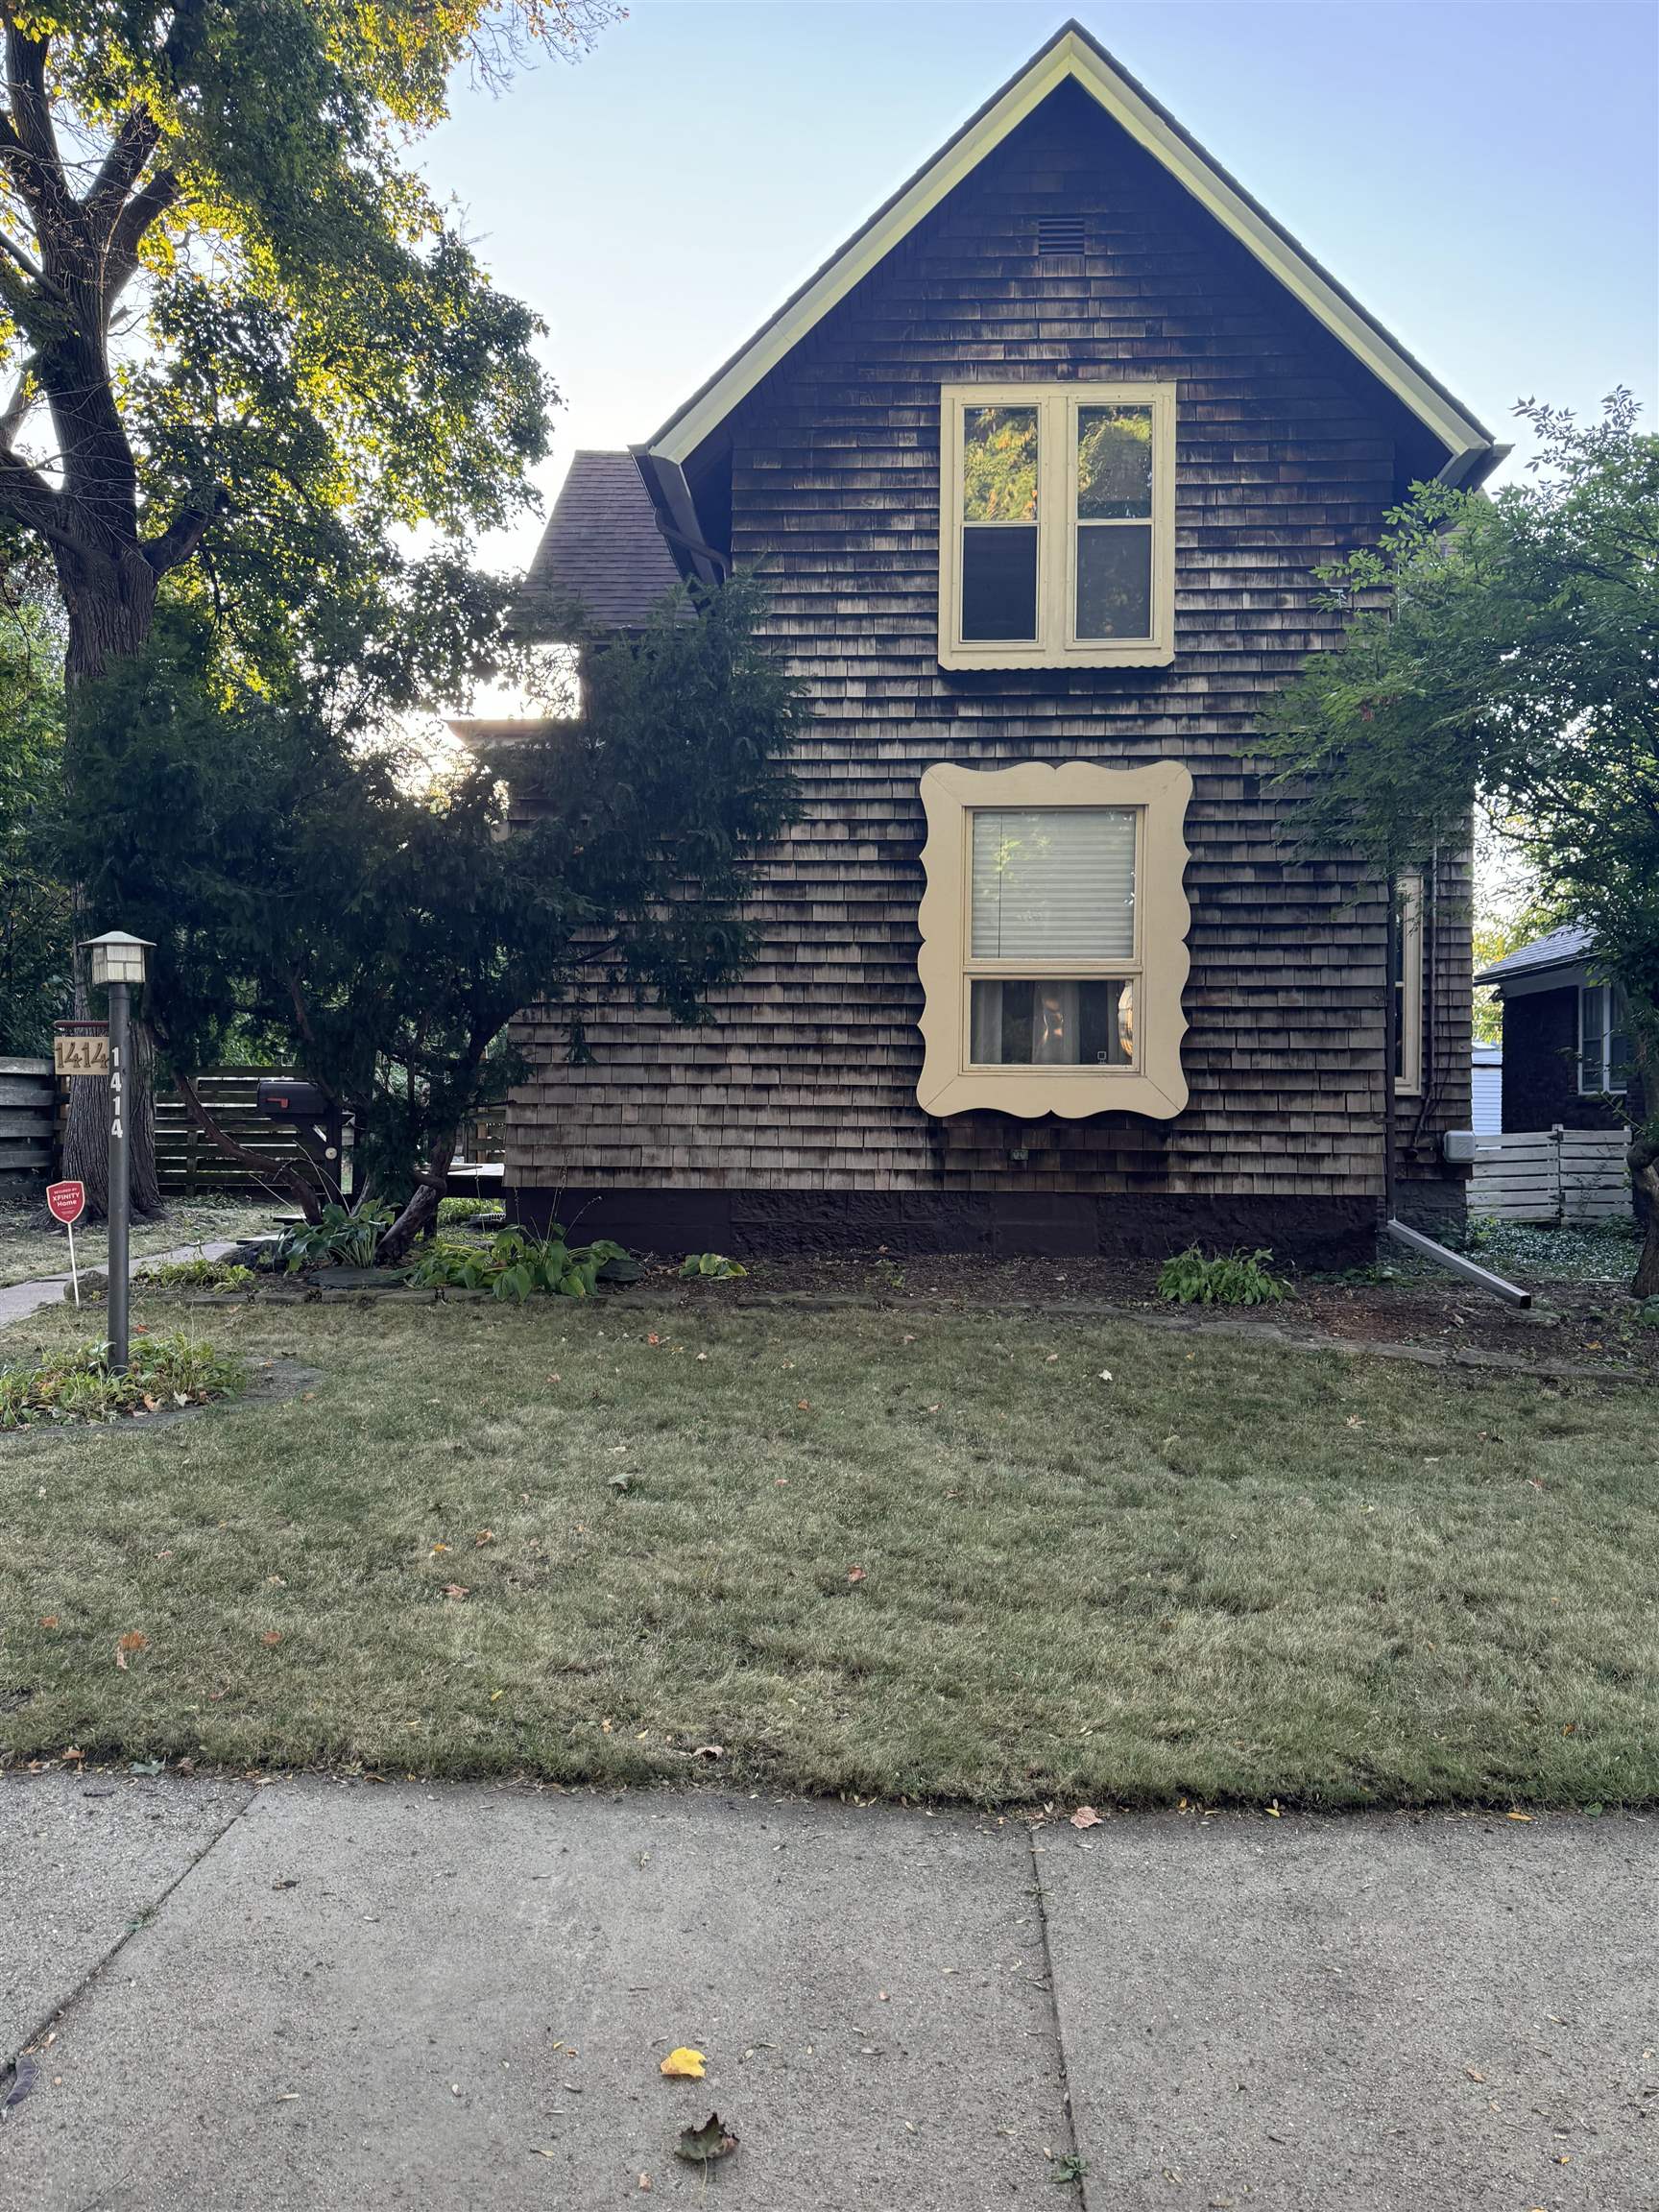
[0,1776,1652,2209]
[0,1238,242,1331]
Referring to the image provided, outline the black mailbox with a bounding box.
[256,1077,332,1120]
[256,1076,346,1196]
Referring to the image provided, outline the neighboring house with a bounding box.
[498,21,1500,1265]
[1475,925,1642,1134]
[1471,1046,1503,1139]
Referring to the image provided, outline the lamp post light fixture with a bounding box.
[82,930,154,1375]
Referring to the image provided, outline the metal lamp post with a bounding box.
[84,930,153,1375]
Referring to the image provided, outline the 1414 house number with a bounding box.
[54,1032,110,1077]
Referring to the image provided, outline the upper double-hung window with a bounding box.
[938,383,1176,670]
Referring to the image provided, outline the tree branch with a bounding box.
[0,218,42,285]
[0,441,69,543]
[84,109,160,244]
[143,485,229,575]
[104,165,178,306]
[0,20,74,230]
[173,1067,324,1215]
[0,351,34,444]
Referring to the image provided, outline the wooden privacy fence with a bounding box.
[0,1055,55,1176]
[155,1071,508,1195]
[154,1066,306,1196]
[1469,1126,1631,1225]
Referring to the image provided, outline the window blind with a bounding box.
[970,808,1137,960]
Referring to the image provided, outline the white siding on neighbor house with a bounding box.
[1471,1047,1503,1137]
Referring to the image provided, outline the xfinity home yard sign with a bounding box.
[46,1179,86,1307]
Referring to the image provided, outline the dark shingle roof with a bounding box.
[1474,924,1595,986]
[514,451,684,637]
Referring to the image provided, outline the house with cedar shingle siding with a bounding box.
[495,21,1499,1266]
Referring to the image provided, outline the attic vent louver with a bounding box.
[1036,215,1086,257]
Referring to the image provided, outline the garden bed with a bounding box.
[634,1238,1659,1377]
[113,1218,1659,1376]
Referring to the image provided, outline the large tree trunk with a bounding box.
[63,1013,163,1218]
[58,543,157,684]
[58,547,163,1213]
[1632,1129,1659,1300]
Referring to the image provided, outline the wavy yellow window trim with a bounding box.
[916,759,1192,1120]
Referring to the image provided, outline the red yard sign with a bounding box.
[46,1180,85,1227]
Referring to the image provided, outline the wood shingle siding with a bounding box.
[508,80,1474,1262]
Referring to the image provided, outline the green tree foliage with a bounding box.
[1471,907,1551,1046]
[0,0,616,1201]
[0,563,66,1050]
[0,0,616,685]
[1260,393,1659,1294]
[60,575,805,1257]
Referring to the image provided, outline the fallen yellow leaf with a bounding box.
[660,2048,706,2080]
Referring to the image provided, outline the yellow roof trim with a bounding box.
[648,24,1490,471]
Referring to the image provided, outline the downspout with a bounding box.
[1380,867,1530,1307]
[1382,868,1398,1227]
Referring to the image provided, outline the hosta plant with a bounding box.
[409,1227,629,1304]
[1157,1246,1291,1308]
[274,1204,394,1274]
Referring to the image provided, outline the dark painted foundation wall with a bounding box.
[511,1182,1462,1270]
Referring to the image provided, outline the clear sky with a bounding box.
[426,0,1659,579]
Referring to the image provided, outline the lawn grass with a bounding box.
[2,1289,1654,1810]
[0,1195,271,1288]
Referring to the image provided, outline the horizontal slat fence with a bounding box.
[0,1055,55,1174]
[1470,1127,1631,1224]
[154,1066,305,1195]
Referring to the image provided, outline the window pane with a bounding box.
[961,525,1038,640]
[1076,523,1153,639]
[971,808,1136,960]
[970,979,1135,1066]
[1076,405,1152,518]
[1610,1013,1632,1090]
[1579,985,1605,1092]
[963,405,1038,520]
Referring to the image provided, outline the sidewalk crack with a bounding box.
[1,1779,261,2091]
[1026,1820,1094,2206]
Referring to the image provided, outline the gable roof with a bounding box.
[515,450,684,637]
[1474,924,1596,986]
[644,19,1496,483]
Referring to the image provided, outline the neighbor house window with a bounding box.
[1394,874,1424,1095]
[916,759,1192,1119]
[938,383,1176,670]
[1578,982,1630,1094]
